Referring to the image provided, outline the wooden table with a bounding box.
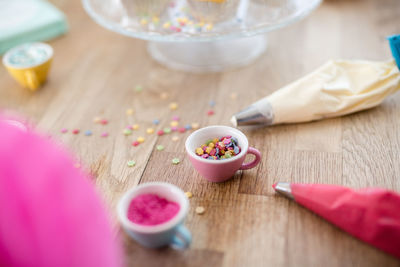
[1,0,400,266]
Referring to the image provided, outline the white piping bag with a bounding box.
[231,35,400,127]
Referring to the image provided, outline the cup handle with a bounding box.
[239,147,261,170]
[25,70,40,90]
[171,224,192,250]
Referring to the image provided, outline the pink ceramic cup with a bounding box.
[185,125,261,182]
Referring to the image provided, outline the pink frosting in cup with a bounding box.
[127,194,180,226]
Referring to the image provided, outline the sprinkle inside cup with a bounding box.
[195,136,241,160]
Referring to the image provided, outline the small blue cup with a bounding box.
[117,182,191,249]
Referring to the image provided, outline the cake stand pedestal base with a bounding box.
[147,35,268,73]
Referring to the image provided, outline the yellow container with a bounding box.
[2,43,53,91]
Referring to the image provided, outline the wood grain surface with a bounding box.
[1,0,400,266]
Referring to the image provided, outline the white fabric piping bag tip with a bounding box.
[232,34,400,128]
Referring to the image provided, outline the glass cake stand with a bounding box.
[82,0,321,72]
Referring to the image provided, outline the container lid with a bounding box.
[0,0,68,55]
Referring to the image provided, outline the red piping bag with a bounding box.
[273,182,400,259]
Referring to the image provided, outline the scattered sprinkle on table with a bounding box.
[146,128,154,134]
[132,124,139,130]
[101,132,109,137]
[72,129,80,134]
[132,141,140,147]
[137,136,145,143]
[157,130,164,136]
[127,160,136,167]
[195,206,205,214]
[61,128,68,133]
[135,85,143,92]
[207,110,215,116]
[172,115,180,121]
[191,122,200,129]
[100,119,108,125]
[185,192,193,198]
[178,127,186,133]
[156,145,165,151]
[93,117,101,123]
[230,92,238,99]
[172,136,179,142]
[170,121,179,127]
[184,124,192,130]
[123,129,132,136]
[171,126,178,132]
[153,119,160,125]
[172,158,180,165]
[126,109,134,115]
[209,100,216,107]
[169,102,178,110]
[164,127,171,134]
[84,130,92,136]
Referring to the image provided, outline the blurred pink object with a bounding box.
[0,116,122,267]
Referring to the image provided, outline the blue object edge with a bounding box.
[388,34,400,70]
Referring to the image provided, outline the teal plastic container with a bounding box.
[0,0,68,55]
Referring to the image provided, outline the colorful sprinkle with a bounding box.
[169,102,178,110]
[126,109,134,115]
[160,92,168,99]
[123,129,132,136]
[184,124,192,130]
[171,126,178,132]
[61,128,68,133]
[127,160,136,167]
[146,128,154,134]
[170,121,179,127]
[172,158,180,165]
[178,127,186,133]
[230,92,238,99]
[93,117,101,123]
[101,132,109,137]
[132,141,140,147]
[185,192,193,198]
[140,18,148,25]
[157,130,164,136]
[209,100,216,107]
[84,130,93,136]
[72,129,80,134]
[163,127,171,134]
[195,206,205,214]
[172,136,179,142]
[153,119,160,125]
[135,85,143,92]
[137,136,145,143]
[100,119,108,125]
[207,110,215,116]
[132,124,139,130]
[163,22,171,29]
[191,122,200,129]
[172,115,180,121]
[156,145,165,151]
[195,136,240,160]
